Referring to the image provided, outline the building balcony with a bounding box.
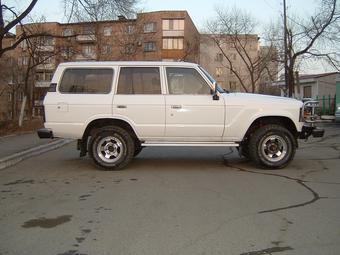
[75,53,97,61]
[76,34,96,43]
[36,45,55,52]
[35,81,50,87]
[36,63,55,70]
[162,30,184,37]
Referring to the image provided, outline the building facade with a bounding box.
[0,11,200,121]
[200,34,278,93]
[274,72,340,99]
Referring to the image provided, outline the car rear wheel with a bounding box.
[249,124,296,169]
[89,126,134,170]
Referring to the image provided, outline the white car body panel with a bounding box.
[43,61,304,144]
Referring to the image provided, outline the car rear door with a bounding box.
[112,66,166,139]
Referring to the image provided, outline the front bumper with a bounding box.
[37,128,54,139]
[299,123,325,139]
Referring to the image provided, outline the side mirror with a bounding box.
[212,82,219,100]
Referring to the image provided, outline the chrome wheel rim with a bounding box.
[261,135,287,162]
[97,136,123,163]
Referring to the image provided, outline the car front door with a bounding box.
[164,66,225,141]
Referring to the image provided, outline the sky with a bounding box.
[18,0,317,31]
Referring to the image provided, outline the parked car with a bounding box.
[335,103,340,122]
[38,61,324,170]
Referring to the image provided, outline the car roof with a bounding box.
[59,61,198,67]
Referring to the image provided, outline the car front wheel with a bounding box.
[249,124,296,169]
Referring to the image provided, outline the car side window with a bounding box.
[117,67,161,94]
[166,67,211,95]
[59,68,113,94]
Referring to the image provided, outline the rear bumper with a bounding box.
[299,123,324,139]
[37,128,54,139]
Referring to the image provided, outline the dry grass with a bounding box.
[0,119,44,137]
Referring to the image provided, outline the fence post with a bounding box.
[322,95,325,115]
[335,95,337,114]
[328,95,331,115]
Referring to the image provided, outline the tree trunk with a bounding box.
[18,95,27,127]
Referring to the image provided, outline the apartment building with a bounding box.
[0,33,25,121]
[200,34,278,92]
[1,11,199,121]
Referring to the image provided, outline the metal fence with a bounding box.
[315,95,336,115]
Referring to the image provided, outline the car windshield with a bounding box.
[198,65,225,93]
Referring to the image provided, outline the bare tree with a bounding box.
[0,0,47,58]
[181,34,200,62]
[206,7,278,93]
[0,55,24,120]
[268,0,340,97]
[63,0,140,22]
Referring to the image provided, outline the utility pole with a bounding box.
[283,0,290,97]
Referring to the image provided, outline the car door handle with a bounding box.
[171,105,182,109]
[117,105,127,109]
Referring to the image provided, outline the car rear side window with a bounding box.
[117,67,161,94]
[59,68,113,94]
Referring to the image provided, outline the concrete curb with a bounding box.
[0,139,74,170]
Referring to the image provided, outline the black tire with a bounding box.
[248,124,296,169]
[89,126,135,170]
[134,141,144,157]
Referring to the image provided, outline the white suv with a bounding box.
[38,61,324,170]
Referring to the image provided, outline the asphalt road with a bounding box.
[0,124,340,255]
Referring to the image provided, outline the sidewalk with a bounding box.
[0,132,73,170]
[0,132,54,159]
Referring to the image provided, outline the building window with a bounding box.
[103,26,112,36]
[46,72,53,81]
[303,86,312,98]
[39,56,53,64]
[36,72,44,81]
[144,22,156,33]
[229,81,237,90]
[41,36,54,45]
[18,92,23,101]
[20,40,27,49]
[83,26,95,35]
[117,67,161,94]
[63,28,74,36]
[162,38,184,50]
[144,42,156,52]
[126,25,134,34]
[61,47,74,58]
[102,45,112,54]
[59,68,113,94]
[82,45,94,56]
[18,56,29,66]
[216,67,223,77]
[215,53,223,62]
[162,19,184,31]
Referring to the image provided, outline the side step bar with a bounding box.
[141,142,239,147]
